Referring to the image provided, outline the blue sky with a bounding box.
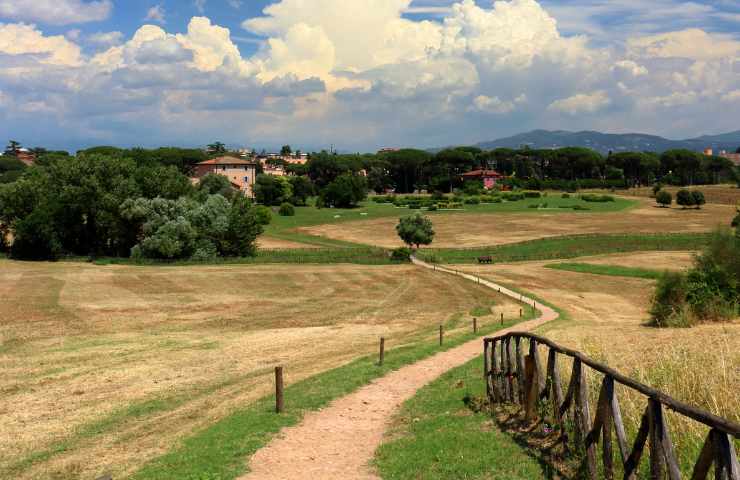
[0,0,739,152]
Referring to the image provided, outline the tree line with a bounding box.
[0,150,265,261]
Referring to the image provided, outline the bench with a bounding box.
[477,256,493,264]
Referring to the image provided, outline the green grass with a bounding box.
[545,262,666,279]
[130,314,536,480]
[374,355,548,479]
[418,233,710,264]
[87,247,395,266]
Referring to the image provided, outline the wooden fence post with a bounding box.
[275,366,284,414]
[439,325,443,346]
[473,317,477,333]
[379,337,385,366]
[500,312,504,325]
[524,353,537,422]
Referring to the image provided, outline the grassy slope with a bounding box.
[545,262,664,279]
[374,355,547,480]
[419,233,710,264]
[131,314,535,480]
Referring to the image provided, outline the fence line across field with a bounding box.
[483,332,740,480]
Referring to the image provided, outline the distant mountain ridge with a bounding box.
[475,129,740,154]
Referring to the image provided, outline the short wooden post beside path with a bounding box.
[379,337,385,366]
[275,366,284,414]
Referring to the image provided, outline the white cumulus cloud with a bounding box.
[0,22,82,65]
[548,91,611,115]
[0,0,112,25]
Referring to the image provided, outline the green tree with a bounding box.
[254,174,292,206]
[288,175,314,206]
[197,173,235,199]
[656,190,672,208]
[207,142,227,155]
[321,173,367,208]
[280,145,292,156]
[4,140,21,157]
[396,212,435,249]
[381,149,430,193]
[676,189,695,209]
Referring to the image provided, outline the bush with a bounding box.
[650,229,740,327]
[253,205,272,226]
[278,202,295,216]
[652,183,663,197]
[656,190,672,208]
[581,194,615,203]
[650,271,691,327]
[676,189,695,209]
[464,196,480,205]
[390,247,412,262]
[503,192,524,201]
[561,193,571,199]
[524,191,541,198]
[691,191,706,209]
[732,213,740,228]
[572,205,590,211]
[427,204,438,211]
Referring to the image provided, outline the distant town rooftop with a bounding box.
[197,156,257,166]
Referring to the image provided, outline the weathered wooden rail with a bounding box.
[484,332,740,479]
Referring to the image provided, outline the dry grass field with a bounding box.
[300,197,735,248]
[0,259,521,479]
[617,184,740,206]
[457,251,739,463]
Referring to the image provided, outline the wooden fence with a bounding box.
[483,332,740,480]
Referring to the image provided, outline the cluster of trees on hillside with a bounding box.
[0,152,265,261]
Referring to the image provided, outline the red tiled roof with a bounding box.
[461,169,504,178]
[197,156,257,166]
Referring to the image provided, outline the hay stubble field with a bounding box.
[0,260,522,479]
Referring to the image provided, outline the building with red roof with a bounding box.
[192,156,258,197]
[460,169,506,190]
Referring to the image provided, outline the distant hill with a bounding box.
[475,129,740,154]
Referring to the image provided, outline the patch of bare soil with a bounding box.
[0,260,518,479]
[257,235,320,249]
[300,198,735,248]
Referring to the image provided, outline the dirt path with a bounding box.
[239,259,559,480]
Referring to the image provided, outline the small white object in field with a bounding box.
[360,213,368,216]
[334,215,341,218]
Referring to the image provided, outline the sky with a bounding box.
[0,0,739,153]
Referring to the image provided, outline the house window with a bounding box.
[244,176,249,182]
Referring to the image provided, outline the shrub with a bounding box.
[527,204,539,209]
[676,189,695,209]
[572,205,590,211]
[691,191,706,209]
[732,213,740,228]
[650,271,691,327]
[561,193,571,199]
[253,205,272,226]
[652,183,663,197]
[650,229,740,327]
[427,204,438,211]
[524,191,541,198]
[390,247,412,263]
[503,192,524,201]
[464,196,480,205]
[581,194,615,203]
[656,190,672,208]
[278,202,295,216]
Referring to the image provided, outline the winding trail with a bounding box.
[239,258,559,480]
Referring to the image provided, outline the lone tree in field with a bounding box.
[676,189,695,209]
[656,190,672,208]
[396,213,435,249]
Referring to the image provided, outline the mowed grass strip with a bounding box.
[86,247,394,266]
[131,316,534,480]
[374,355,547,480]
[420,233,711,264]
[545,262,664,279]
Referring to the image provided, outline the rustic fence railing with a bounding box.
[483,332,740,480]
